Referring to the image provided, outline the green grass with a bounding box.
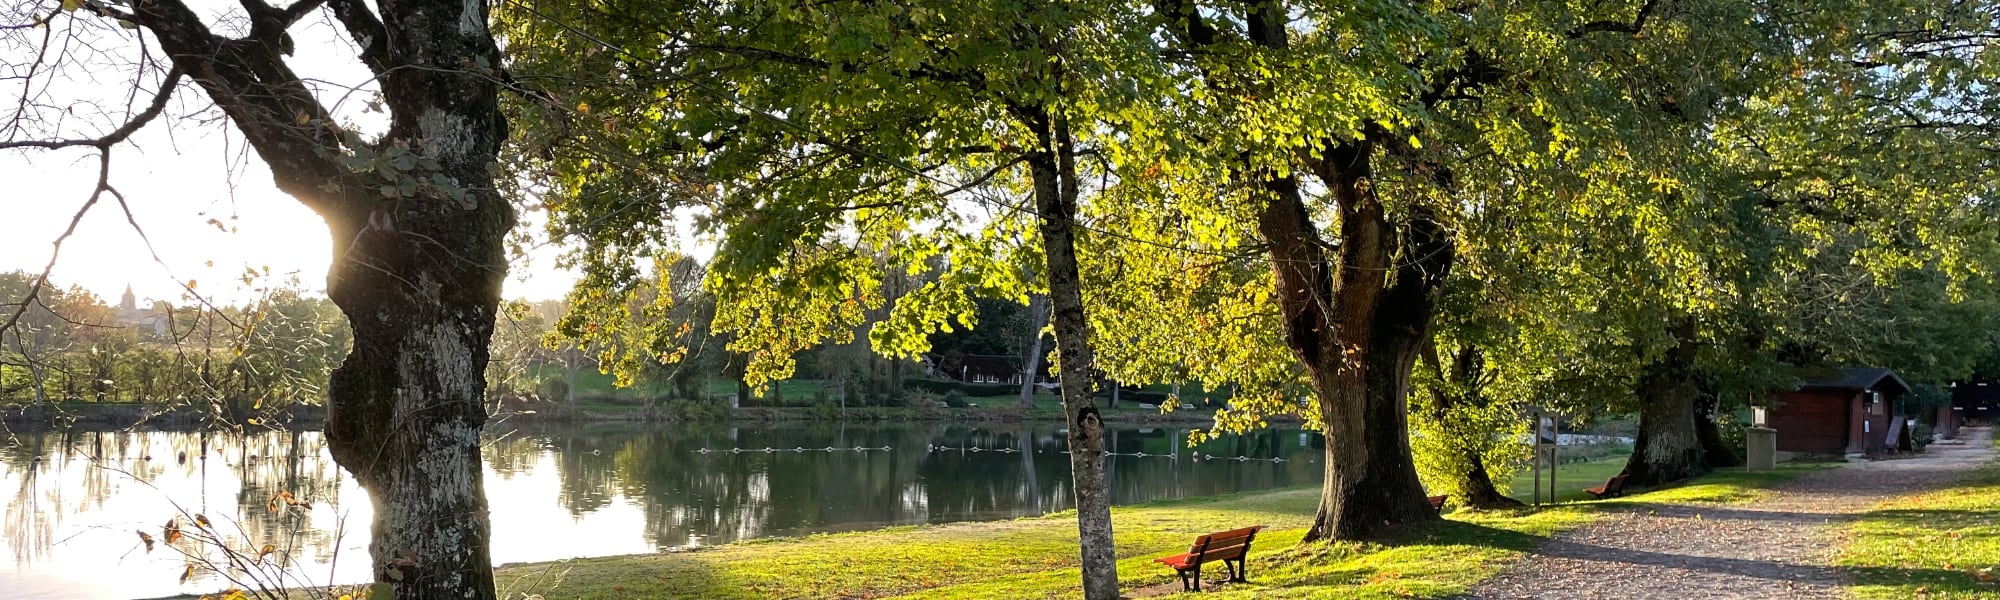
[1610,464,1830,505]
[1838,461,2000,599]
[1506,456,1631,504]
[490,463,1812,600]
[1500,453,1829,506]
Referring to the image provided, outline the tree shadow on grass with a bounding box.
[1595,502,1858,526]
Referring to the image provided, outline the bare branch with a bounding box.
[0,66,183,150]
[0,151,115,337]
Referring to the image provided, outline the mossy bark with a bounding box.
[1026,111,1117,600]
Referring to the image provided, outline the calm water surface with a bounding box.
[0,421,1322,599]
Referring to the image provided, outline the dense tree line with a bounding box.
[0,272,350,416]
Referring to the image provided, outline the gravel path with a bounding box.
[1466,427,1995,600]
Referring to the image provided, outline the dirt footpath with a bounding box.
[1465,428,1994,600]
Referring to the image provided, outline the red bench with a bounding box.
[1428,495,1448,512]
[1154,525,1262,592]
[1584,474,1629,499]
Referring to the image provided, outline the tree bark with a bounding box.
[129,0,513,595]
[1259,142,1451,542]
[315,107,510,600]
[1027,111,1118,600]
[1155,0,1446,541]
[1623,320,1707,487]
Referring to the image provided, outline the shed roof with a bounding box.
[1797,367,1911,395]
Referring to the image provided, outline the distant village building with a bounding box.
[924,352,1048,386]
[114,284,171,337]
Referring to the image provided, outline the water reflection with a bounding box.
[1,421,1320,599]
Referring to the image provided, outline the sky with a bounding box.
[1,1,586,308]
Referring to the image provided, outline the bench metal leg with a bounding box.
[1230,558,1248,582]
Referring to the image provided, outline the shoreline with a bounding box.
[0,400,1252,430]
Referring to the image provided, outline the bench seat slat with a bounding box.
[1154,552,1197,569]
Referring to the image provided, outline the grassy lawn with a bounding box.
[490,464,1812,600]
[1505,455,1629,504]
[1499,451,1829,506]
[1838,461,2000,599]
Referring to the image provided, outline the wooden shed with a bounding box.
[1767,367,1913,457]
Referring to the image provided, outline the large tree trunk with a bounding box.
[133,0,514,594]
[1027,111,1118,600]
[318,121,511,600]
[1259,138,1450,542]
[1154,0,1443,542]
[1623,320,1707,487]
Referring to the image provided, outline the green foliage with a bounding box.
[501,0,2000,470]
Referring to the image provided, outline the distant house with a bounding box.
[927,353,1040,385]
[1767,367,1914,457]
[1950,378,2000,433]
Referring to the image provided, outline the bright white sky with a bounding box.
[1,0,588,307]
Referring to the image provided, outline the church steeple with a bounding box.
[120,284,136,312]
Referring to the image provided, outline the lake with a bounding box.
[0,421,1322,599]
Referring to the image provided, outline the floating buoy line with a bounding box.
[692,445,1287,462]
[695,446,892,454]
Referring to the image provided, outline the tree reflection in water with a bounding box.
[1,422,1317,598]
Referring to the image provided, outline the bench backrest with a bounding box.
[1606,474,1628,493]
[1188,526,1261,564]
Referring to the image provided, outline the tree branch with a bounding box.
[129,0,351,212]
[1569,0,1660,38]
[0,67,183,151]
[326,0,390,76]
[0,152,115,337]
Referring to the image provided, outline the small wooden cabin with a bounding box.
[1767,367,1913,456]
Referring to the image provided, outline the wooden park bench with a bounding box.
[1427,495,1448,512]
[1153,525,1262,592]
[1584,474,1629,499]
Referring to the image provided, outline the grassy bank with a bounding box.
[491,464,1808,599]
[1838,461,2000,599]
